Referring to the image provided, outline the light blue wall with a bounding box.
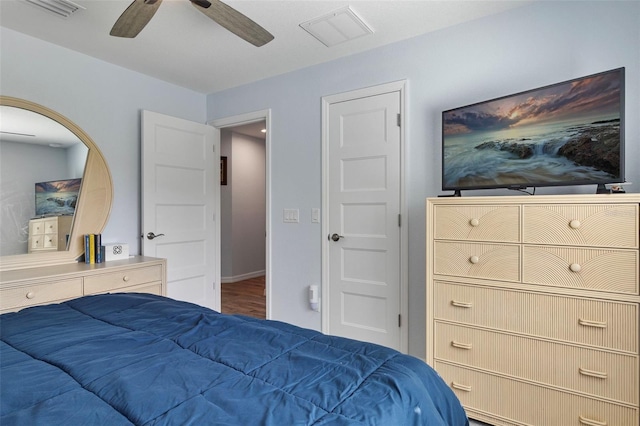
[0,27,207,255]
[207,1,640,357]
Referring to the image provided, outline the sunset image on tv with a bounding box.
[35,178,81,217]
[442,68,624,191]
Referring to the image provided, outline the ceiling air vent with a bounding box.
[300,6,374,47]
[24,0,85,18]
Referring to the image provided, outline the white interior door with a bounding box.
[142,110,220,311]
[322,83,405,351]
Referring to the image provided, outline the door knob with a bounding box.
[329,233,344,242]
[146,232,165,240]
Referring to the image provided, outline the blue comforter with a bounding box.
[1,293,467,425]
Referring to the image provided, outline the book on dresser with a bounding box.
[426,194,639,426]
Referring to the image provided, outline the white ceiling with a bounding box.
[0,0,530,94]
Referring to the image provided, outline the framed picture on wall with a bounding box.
[221,156,227,185]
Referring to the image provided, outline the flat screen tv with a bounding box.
[442,67,625,194]
[35,178,81,217]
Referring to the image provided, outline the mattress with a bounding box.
[0,293,468,425]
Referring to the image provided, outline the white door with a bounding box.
[322,83,405,351]
[142,110,220,311]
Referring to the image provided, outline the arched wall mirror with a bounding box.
[0,96,113,271]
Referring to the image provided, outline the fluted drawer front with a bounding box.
[0,279,83,311]
[523,204,639,248]
[436,362,638,426]
[434,282,638,352]
[84,265,163,294]
[30,220,45,235]
[29,236,44,250]
[435,322,638,404]
[43,219,59,234]
[434,241,520,282]
[434,205,520,242]
[523,246,639,294]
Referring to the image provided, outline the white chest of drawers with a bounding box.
[0,256,166,313]
[27,216,73,253]
[426,194,639,426]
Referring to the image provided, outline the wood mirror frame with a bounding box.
[0,96,113,271]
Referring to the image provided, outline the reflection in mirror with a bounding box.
[0,106,88,256]
[0,96,112,272]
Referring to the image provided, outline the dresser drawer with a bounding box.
[30,220,45,235]
[523,245,639,294]
[115,282,163,296]
[29,236,45,250]
[42,234,57,249]
[435,322,638,404]
[434,241,520,282]
[0,279,83,311]
[43,218,59,234]
[523,204,639,248]
[435,362,638,426]
[434,282,638,352]
[433,205,520,242]
[84,265,163,294]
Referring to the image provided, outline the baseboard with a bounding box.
[221,270,265,284]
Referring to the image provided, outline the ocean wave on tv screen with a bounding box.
[35,192,77,216]
[443,119,620,188]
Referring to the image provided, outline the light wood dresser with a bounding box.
[0,256,166,313]
[27,216,73,253]
[426,194,639,426]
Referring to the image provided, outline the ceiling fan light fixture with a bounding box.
[300,6,374,47]
[24,0,85,18]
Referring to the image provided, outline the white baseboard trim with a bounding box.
[221,270,265,284]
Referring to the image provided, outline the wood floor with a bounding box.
[221,276,266,319]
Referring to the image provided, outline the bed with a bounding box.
[1,292,468,425]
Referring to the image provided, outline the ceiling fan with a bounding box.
[110,0,274,47]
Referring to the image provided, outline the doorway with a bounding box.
[212,111,271,319]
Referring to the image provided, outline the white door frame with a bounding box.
[210,109,272,319]
[321,80,408,353]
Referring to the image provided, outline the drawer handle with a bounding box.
[579,367,608,379]
[451,341,472,350]
[451,382,471,392]
[469,255,480,264]
[578,318,607,329]
[569,263,582,273]
[451,300,473,308]
[122,275,130,282]
[469,218,480,227]
[569,219,582,229]
[26,291,35,299]
[578,416,607,426]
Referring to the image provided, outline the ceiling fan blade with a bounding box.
[191,0,274,47]
[110,0,163,38]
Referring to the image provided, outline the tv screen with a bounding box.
[35,178,81,217]
[442,67,625,193]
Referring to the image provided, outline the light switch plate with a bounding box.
[312,208,320,223]
[283,208,299,223]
